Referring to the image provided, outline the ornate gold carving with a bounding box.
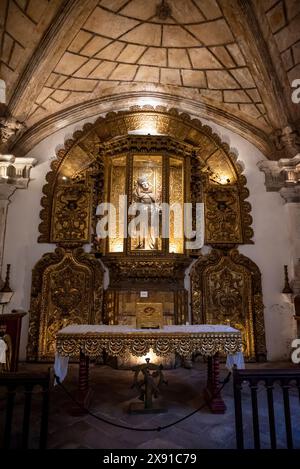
[191,249,266,361]
[99,135,195,159]
[174,289,188,325]
[136,303,163,329]
[190,149,253,245]
[27,247,104,361]
[56,330,242,359]
[191,289,202,324]
[204,185,243,244]
[103,288,186,327]
[102,257,191,287]
[98,138,190,256]
[50,183,92,243]
[38,107,252,246]
[103,289,118,325]
[33,108,257,360]
[108,156,126,253]
[169,158,184,254]
[253,293,266,359]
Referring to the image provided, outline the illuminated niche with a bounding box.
[106,153,185,255]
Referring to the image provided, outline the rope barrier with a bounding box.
[54,371,232,432]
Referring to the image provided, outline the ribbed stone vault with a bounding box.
[1,0,300,158]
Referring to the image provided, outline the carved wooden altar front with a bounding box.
[28,106,266,362]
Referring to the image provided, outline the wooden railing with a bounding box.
[0,370,50,449]
[233,367,300,449]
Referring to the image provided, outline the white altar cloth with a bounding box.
[55,324,240,334]
[54,324,244,382]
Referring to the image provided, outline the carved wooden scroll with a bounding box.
[190,248,266,361]
[50,183,92,244]
[27,247,104,361]
[204,181,253,244]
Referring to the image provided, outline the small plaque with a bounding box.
[140,291,148,298]
[136,303,163,329]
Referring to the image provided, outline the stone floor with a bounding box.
[1,361,300,449]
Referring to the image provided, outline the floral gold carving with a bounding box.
[191,249,266,361]
[27,247,104,361]
[204,185,243,244]
[38,107,253,246]
[103,257,191,287]
[31,108,261,361]
[50,184,92,243]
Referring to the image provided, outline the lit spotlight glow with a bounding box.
[130,348,161,365]
[136,97,163,108]
[219,175,231,185]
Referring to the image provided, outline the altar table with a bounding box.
[54,324,244,414]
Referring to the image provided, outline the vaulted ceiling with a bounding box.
[1,0,300,157]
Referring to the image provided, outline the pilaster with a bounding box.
[258,154,300,201]
[0,154,36,282]
[258,152,300,310]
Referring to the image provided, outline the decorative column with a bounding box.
[258,154,300,269]
[0,154,36,284]
[258,150,300,337]
[0,184,15,282]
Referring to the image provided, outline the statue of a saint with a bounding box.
[132,176,161,250]
[0,332,12,372]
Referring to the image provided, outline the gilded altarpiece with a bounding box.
[27,248,104,361]
[190,249,266,361]
[29,108,265,362]
[97,136,192,330]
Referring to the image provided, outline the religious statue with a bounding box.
[0,330,12,372]
[132,175,161,250]
[130,358,167,413]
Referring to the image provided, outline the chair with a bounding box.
[233,367,300,449]
[0,370,50,449]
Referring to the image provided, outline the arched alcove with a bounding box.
[38,105,253,245]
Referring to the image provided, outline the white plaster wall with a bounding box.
[2,112,296,361]
[2,160,53,359]
[2,116,98,360]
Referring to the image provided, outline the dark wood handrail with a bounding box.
[233,367,300,450]
[0,370,50,449]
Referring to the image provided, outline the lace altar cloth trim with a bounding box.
[55,324,242,358]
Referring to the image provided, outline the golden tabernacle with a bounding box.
[136,303,163,329]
